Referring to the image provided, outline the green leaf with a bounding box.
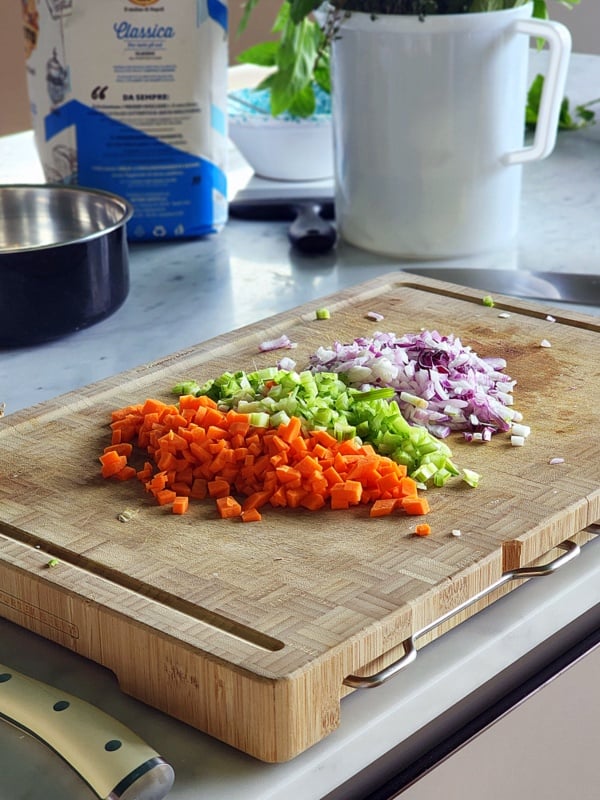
[575,106,597,124]
[267,14,323,116]
[237,0,262,35]
[526,73,596,132]
[237,40,279,67]
[525,73,544,129]
[288,0,322,25]
[314,58,331,94]
[272,0,291,33]
[288,83,317,117]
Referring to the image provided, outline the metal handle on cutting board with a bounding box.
[343,539,580,690]
[0,665,174,800]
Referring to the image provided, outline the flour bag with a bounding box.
[22,0,229,240]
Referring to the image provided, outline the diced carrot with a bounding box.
[269,486,288,507]
[242,489,273,510]
[171,481,192,497]
[99,451,128,478]
[190,477,208,499]
[333,451,348,474]
[208,478,230,498]
[415,523,431,536]
[275,465,302,484]
[266,434,289,454]
[156,451,178,472]
[172,496,189,515]
[99,449,123,468]
[369,498,397,517]
[145,474,167,495]
[295,454,321,477]
[112,465,137,482]
[156,489,177,506]
[101,397,431,524]
[377,471,401,494]
[330,479,362,507]
[241,508,262,523]
[203,407,224,427]
[136,461,154,482]
[400,476,418,496]
[103,443,133,457]
[309,429,338,448]
[178,394,203,411]
[300,492,326,511]
[290,436,307,455]
[323,466,344,487]
[141,398,169,415]
[401,496,431,515]
[285,487,307,508]
[216,495,242,519]
[337,438,362,455]
[278,415,302,443]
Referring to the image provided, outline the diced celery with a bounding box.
[172,380,201,396]
[411,462,438,483]
[269,409,291,427]
[175,366,480,488]
[249,412,270,428]
[462,468,481,488]
[433,468,452,487]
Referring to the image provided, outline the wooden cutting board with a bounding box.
[1,272,599,762]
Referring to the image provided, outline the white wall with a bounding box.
[550,1,600,56]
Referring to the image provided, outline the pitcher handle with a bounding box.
[502,18,572,166]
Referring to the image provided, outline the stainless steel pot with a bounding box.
[0,184,133,347]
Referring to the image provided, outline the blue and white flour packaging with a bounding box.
[22,0,229,240]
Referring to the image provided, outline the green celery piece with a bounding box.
[249,411,270,428]
[433,468,453,487]
[249,366,279,382]
[172,379,201,396]
[411,463,439,483]
[353,387,396,402]
[269,409,291,427]
[462,468,481,488]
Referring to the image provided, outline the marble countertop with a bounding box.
[0,51,599,800]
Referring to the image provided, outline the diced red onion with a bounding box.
[308,330,523,438]
[259,334,297,352]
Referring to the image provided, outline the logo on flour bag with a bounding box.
[113,21,175,38]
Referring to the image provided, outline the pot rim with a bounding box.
[0,183,134,255]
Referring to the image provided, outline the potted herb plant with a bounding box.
[237,1,578,258]
[228,2,334,180]
[238,2,580,117]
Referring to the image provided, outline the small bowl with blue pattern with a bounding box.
[228,86,333,182]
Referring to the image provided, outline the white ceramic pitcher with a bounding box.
[330,3,572,259]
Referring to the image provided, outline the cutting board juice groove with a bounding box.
[1,273,599,761]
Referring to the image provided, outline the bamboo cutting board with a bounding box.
[1,272,599,762]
